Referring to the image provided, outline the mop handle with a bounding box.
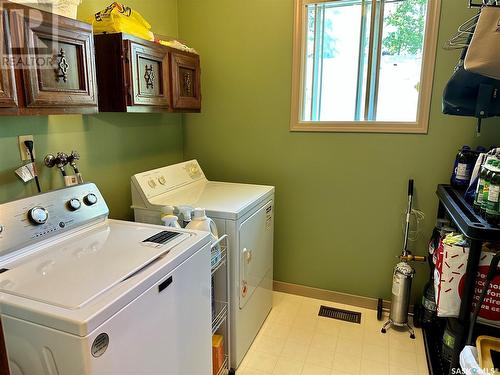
[403,179,414,254]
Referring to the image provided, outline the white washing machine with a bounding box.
[131,160,274,369]
[0,183,212,375]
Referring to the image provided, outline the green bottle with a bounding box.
[474,159,495,213]
[481,160,498,216]
[485,161,500,225]
[480,159,495,215]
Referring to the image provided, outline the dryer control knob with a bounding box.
[28,207,49,225]
[67,198,82,211]
[83,194,98,206]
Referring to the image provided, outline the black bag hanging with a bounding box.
[442,48,500,133]
[442,3,500,134]
[443,47,500,118]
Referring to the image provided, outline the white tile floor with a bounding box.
[236,292,428,375]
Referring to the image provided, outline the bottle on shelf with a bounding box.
[186,208,219,242]
[474,159,495,213]
[160,206,181,228]
[451,146,477,188]
[481,160,499,216]
[476,146,487,154]
[421,258,436,325]
[464,147,487,203]
[485,161,500,226]
[442,318,463,363]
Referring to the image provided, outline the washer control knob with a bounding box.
[83,194,98,206]
[67,198,81,211]
[28,207,49,225]
[0,225,4,234]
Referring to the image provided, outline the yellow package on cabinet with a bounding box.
[87,2,154,41]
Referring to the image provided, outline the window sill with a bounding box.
[290,120,429,134]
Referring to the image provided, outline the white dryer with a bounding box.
[131,160,274,369]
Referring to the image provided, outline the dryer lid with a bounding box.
[150,181,274,220]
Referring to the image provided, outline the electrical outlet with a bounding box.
[18,135,35,161]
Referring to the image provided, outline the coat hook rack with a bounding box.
[469,0,500,8]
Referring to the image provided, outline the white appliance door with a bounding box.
[239,200,274,308]
[88,244,212,375]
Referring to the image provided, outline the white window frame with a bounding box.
[290,0,442,133]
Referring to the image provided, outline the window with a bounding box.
[290,0,441,133]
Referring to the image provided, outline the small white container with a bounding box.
[186,208,218,242]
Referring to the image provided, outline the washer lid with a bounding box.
[150,181,274,220]
[0,221,189,309]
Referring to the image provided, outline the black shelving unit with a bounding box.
[424,185,500,375]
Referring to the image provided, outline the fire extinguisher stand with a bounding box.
[380,179,426,339]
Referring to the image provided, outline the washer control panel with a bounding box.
[0,183,109,258]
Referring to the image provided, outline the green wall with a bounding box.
[0,114,183,219]
[2,0,500,302]
[178,0,500,300]
[0,0,182,220]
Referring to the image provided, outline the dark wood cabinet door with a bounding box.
[127,41,169,109]
[0,10,18,111]
[169,50,201,111]
[94,34,202,113]
[8,6,97,113]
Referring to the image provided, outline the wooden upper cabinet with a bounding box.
[1,2,98,115]
[127,40,169,109]
[0,8,18,112]
[169,50,201,111]
[94,33,201,113]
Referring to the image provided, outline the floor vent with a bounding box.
[318,305,361,324]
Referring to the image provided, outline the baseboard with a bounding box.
[273,280,392,311]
